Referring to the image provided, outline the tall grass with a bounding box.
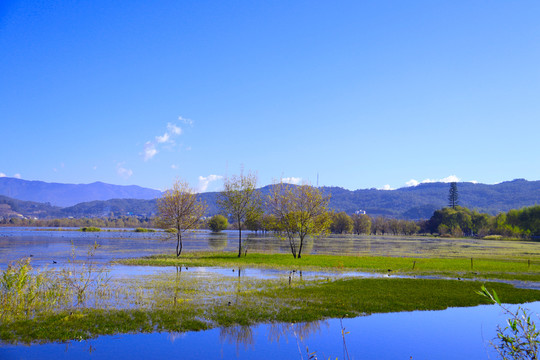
[0,258,70,322]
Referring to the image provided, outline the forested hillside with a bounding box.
[1,179,539,220]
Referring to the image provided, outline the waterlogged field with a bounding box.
[2,227,540,359]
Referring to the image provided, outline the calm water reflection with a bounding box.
[2,227,540,359]
[3,302,540,359]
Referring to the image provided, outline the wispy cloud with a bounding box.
[14,173,21,179]
[142,121,186,161]
[178,116,193,126]
[282,177,302,185]
[379,184,394,190]
[405,175,462,187]
[143,142,158,161]
[0,173,6,177]
[117,163,133,179]
[198,174,223,192]
[171,164,178,169]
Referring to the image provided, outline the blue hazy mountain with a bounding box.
[1,178,539,220]
[0,178,162,207]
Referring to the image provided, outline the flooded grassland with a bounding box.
[2,228,540,359]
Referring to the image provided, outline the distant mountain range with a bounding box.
[0,178,539,220]
[0,178,161,207]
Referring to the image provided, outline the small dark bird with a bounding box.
[227,301,231,306]
[29,255,33,257]
[185,267,188,270]
[52,260,57,264]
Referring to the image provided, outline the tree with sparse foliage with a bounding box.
[156,179,207,257]
[448,182,459,209]
[217,171,262,257]
[268,181,331,259]
[208,214,228,233]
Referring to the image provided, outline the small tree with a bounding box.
[156,179,207,257]
[330,212,353,234]
[352,213,371,235]
[217,171,262,257]
[208,214,228,233]
[448,182,459,209]
[268,181,331,259]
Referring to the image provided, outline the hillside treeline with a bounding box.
[0,216,153,229]
[2,205,540,240]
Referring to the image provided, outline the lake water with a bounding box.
[1,227,540,359]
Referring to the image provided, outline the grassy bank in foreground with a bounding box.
[2,278,540,344]
[119,252,540,281]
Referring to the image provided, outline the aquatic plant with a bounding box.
[61,241,111,306]
[478,285,540,360]
[80,227,101,232]
[0,258,70,322]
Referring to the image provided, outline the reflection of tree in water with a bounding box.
[245,233,281,253]
[219,321,325,354]
[267,320,327,343]
[278,237,315,255]
[219,325,254,352]
[208,234,228,250]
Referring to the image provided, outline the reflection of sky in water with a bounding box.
[3,302,540,359]
[3,228,540,358]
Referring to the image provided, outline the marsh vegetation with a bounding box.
[1,227,540,359]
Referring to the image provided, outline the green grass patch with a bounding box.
[118,252,540,282]
[2,277,539,344]
[80,227,101,232]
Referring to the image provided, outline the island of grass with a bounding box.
[119,251,540,282]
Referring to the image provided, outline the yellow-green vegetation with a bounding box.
[134,227,156,232]
[3,262,540,344]
[80,226,101,232]
[119,252,540,282]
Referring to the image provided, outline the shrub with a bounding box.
[208,215,228,233]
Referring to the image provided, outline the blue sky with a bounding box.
[1,1,539,192]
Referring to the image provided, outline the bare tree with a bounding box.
[268,181,331,258]
[217,171,261,257]
[156,179,207,257]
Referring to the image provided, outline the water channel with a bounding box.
[1,227,539,359]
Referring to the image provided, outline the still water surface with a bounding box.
[1,227,539,359]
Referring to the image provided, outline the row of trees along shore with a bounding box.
[2,176,540,258]
[154,174,540,258]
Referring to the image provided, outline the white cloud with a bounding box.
[440,175,460,183]
[379,184,394,190]
[93,166,98,170]
[143,142,158,161]
[117,163,133,179]
[14,173,21,179]
[198,174,223,192]
[156,133,170,144]
[178,116,193,126]
[471,180,478,184]
[406,179,419,187]
[282,177,302,185]
[0,173,6,177]
[167,122,182,135]
[142,122,185,161]
[171,164,178,169]
[405,175,462,187]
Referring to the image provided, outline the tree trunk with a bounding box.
[176,232,182,257]
[238,222,242,258]
[298,236,304,258]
